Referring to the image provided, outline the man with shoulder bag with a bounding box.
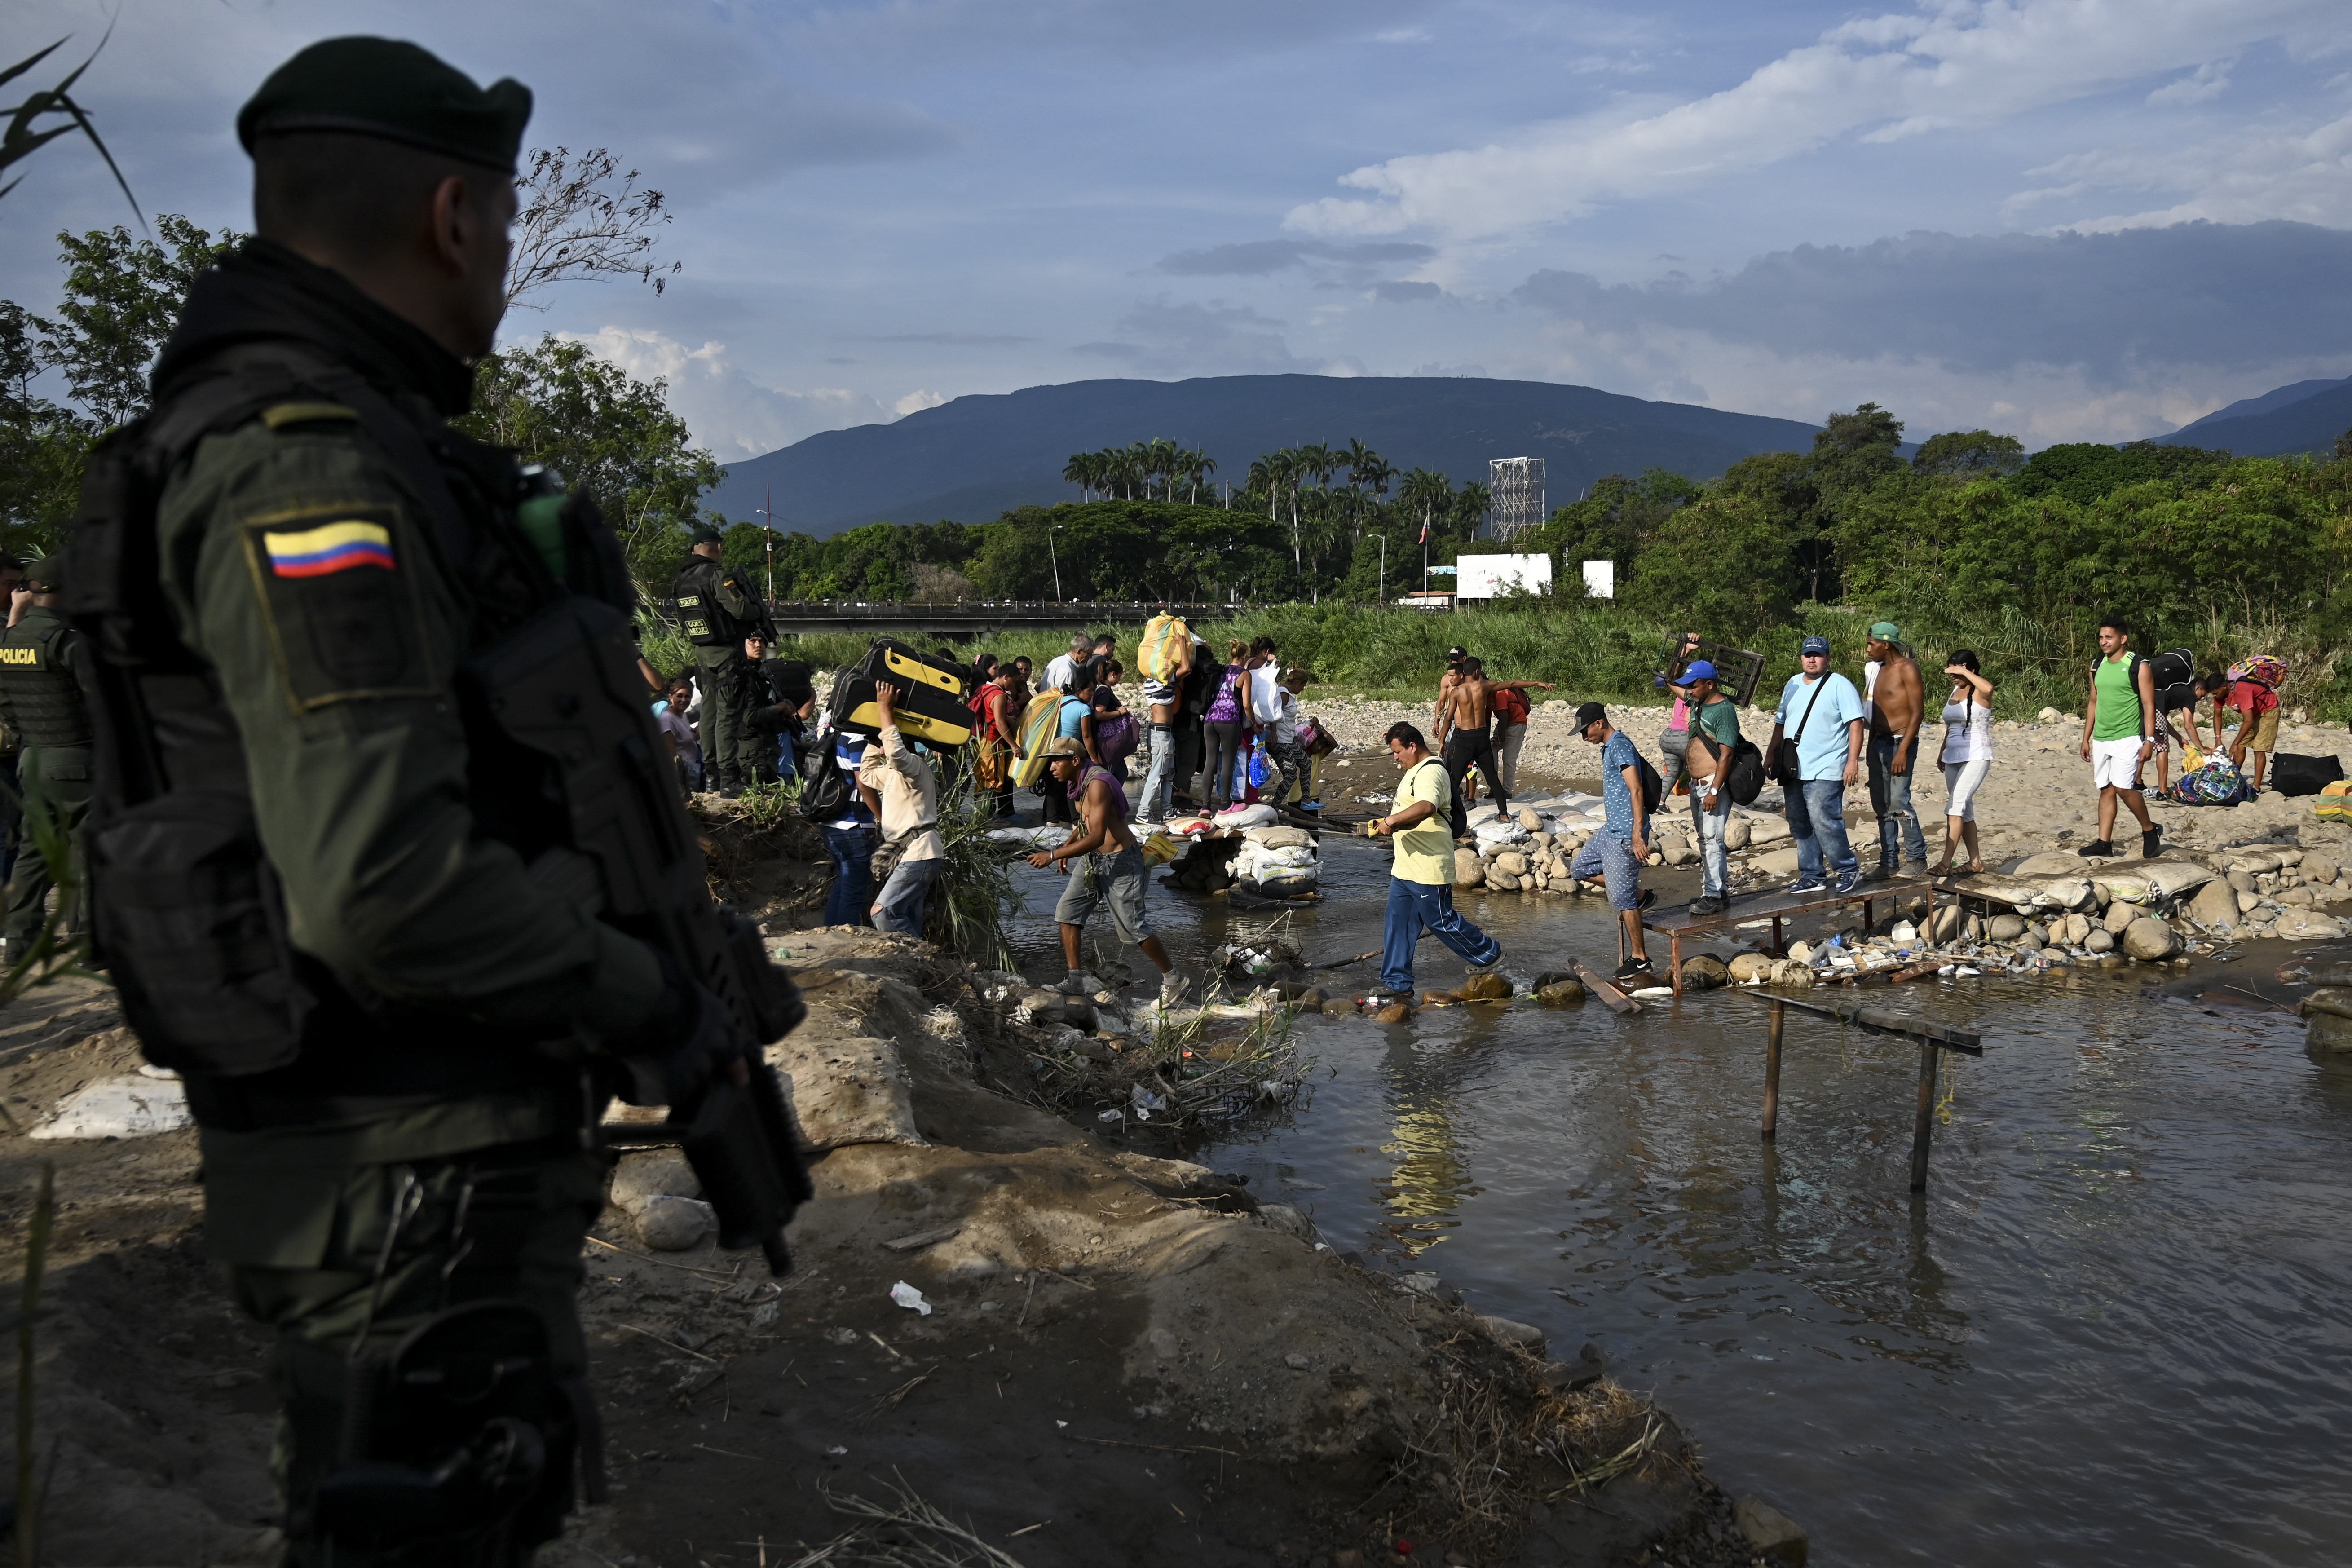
[62,41,810,1564]
[1765,635,1867,893]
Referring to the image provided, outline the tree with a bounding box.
[37,214,241,426]
[2337,427,2352,464]
[506,146,679,312]
[1816,401,1904,456]
[0,300,84,556]
[459,336,722,590]
[1398,468,1449,540]
[1913,429,2024,478]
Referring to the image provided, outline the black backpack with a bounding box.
[1635,754,1664,815]
[797,730,852,821]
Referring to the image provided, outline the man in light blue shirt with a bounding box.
[1766,634,1868,893]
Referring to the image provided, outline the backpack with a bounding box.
[1138,613,1190,684]
[797,729,852,820]
[2228,654,2287,692]
[1408,758,1465,841]
[1634,753,1664,816]
[1689,697,1765,806]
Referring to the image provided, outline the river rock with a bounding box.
[1516,808,1544,831]
[1487,868,1522,891]
[1725,817,1752,850]
[2237,889,2264,916]
[2102,898,2140,935]
[2275,908,2349,941]
[2086,927,2115,954]
[2309,1013,2352,1053]
[1680,954,1730,991]
[2013,851,2088,878]
[2304,854,2339,884]
[2121,916,2180,960]
[1786,940,1814,964]
[1932,904,1964,941]
[610,1150,702,1213]
[2300,986,2352,1020]
[1735,1495,1809,1566]
[2226,867,2258,894]
[1374,1001,1411,1024]
[1535,978,1585,1004]
[1457,971,1513,1001]
[1258,1204,1313,1239]
[1493,851,1530,877]
[2188,880,2240,927]
[1455,849,1484,887]
[1748,816,1792,845]
[1477,1314,1547,1352]
[2055,912,2092,946]
[1728,952,1777,983]
[1753,847,1802,876]
[1769,959,1815,987]
[636,1195,716,1251]
[1987,914,2028,941]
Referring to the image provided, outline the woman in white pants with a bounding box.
[1932,649,1995,875]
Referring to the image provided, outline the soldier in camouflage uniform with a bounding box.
[0,556,89,960]
[670,524,775,795]
[65,39,785,1565]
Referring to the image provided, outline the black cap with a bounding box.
[238,38,533,173]
[1573,700,1607,731]
[690,523,727,545]
[22,556,65,592]
[1446,646,1467,661]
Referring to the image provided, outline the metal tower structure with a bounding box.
[1487,456,1545,540]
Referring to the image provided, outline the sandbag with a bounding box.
[2320,780,2352,823]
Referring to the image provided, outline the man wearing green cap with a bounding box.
[1862,621,1928,880]
[672,521,775,794]
[60,37,808,1565]
[0,556,90,961]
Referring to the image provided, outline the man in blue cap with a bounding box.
[1765,635,1867,892]
[1679,659,1743,915]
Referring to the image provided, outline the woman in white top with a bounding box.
[1931,649,1996,875]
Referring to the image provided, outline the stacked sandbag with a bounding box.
[1235,824,1320,897]
[2303,963,2352,1055]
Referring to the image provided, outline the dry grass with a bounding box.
[1006,998,1312,1135]
[781,1471,1029,1567]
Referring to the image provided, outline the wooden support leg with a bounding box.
[1762,999,1785,1140]
[1772,915,1785,956]
[1671,932,1683,995]
[1909,1040,1940,1191]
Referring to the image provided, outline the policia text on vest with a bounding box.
[0,582,92,960]
[54,37,814,1566]
[672,532,778,796]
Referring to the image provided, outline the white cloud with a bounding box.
[2008,110,2352,230]
[559,327,891,459]
[1284,0,2338,243]
[894,389,949,415]
[2147,58,2233,105]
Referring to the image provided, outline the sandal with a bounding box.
[1967,860,1987,874]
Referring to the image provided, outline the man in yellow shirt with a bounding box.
[1367,722,1501,1003]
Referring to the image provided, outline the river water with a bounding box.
[1004,829,2352,1567]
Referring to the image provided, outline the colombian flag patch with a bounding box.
[262,520,396,578]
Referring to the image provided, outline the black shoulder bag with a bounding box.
[1767,678,1829,789]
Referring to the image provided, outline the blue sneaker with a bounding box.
[1787,876,1826,894]
[1834,870,1862,894]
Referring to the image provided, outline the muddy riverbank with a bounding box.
[0,816,1785,1567]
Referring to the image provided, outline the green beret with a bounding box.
[690,523,727,545]
[238,37,531,174]
[23,556,65,593]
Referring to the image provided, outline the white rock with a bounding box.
[2275,909,2349,941]
[30,1076,191,1140]
[1725,817,1752,850]
[769,1034,925,1152]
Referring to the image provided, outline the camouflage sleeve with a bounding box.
[159,419,664,1035]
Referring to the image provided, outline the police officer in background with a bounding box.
[0,555,89,961]
[62,38,804,1565]
[671,523,774,795]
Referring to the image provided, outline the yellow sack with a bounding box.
[2181,742,2206,772]
[1142,829,1180,866]
[2318,780,2352,823]
[1137,612,1191,684]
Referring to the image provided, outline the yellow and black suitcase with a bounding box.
[832,638,973,746]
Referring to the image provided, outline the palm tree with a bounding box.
[1063,451,1095,501]
[1344,440,1393,543]
[1185,448,1216,504]
[1453,481,1493,536]
[1399,468,1450,540]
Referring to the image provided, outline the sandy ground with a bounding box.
[0,819,1776,1568]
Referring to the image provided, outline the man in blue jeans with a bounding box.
[820,728,876,925]
[1570,702,1658,982]
[1766,634,1868,894]
[1367,722,1500,1004]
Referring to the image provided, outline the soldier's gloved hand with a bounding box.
[607,955,745,1108]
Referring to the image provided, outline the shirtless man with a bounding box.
[1432,655,1553,813]
[1028,737,1187,1007]
[1862,621,1928,880]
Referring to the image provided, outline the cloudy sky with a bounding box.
[6,0,2350,459]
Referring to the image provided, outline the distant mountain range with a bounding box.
[708,374,1821,536]
[2155,374,2352,457]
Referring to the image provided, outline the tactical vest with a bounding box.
[673,557,746,648]
[0,612,92,751]
[65,345,799,1125]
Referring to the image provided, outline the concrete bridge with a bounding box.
[763,600,1228,638]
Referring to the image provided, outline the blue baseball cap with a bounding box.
[1800,635,1831,656]
[1684,658,1718,682]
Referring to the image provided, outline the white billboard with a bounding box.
[1582,560,1615,599]
[1453,553,1553,599]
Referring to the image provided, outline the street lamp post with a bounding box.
[754,486,780,604]
[1377,534,1387,605]
[1047,523,1063,603]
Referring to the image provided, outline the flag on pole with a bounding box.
[1418,514,1429,545]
